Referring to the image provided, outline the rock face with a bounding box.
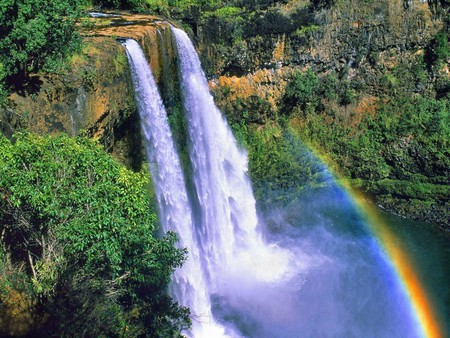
[198,0,447,125]
[1,14,179,169]
[205,0,445,127]
[196,0,445,78]
[210,67,295,124]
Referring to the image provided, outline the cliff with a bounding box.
[0,13,179,169]
[193,0,446,76]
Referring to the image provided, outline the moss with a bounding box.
[293,24,320,38]
[113,52,128,76]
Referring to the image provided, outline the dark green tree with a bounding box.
[425,30,449,71]
[0,133,190,336]
[284,69,320,115]
[0,0,80,85]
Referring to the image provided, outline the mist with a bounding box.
[210,181,422,338]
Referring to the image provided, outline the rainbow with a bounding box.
[340,180,443,338]
[307,147,444,338]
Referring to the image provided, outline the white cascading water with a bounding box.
[172,27,298,335]
[122,39,224,336]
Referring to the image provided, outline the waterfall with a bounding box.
[122,39,224,336]
[124,29,298,336]
[172,27,259,273]
[172,25,296,325]
[121,31,423,338]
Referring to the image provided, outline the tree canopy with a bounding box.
[0,0,244,66]
[0,0,80,98]
[0,132,190,336]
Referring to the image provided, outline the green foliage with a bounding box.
[201,6,245,44]
[203,6,241,18]
[272,63,448,224]
[284,69,320,115]
[90,0,223,12]
[0,0,80,84]
[339,80,355,106]
[76,0,93,10]
[321,74,338,101]
[140,0,170,13]
[425,30,449,70]
[113,50,128,76]
[434,31,449,62]
[0,133,189,336]
[374,179,450,200]
[381,55,429,96]
[293,24,320,38]
[284,70,353,116]
[81,64,97,91]
[0,63,7,106]
[90,0,142,9]
[230,121,329,207]
[287,75,449,202]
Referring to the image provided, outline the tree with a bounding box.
[284,69,320,115]
[0,0,80,84]
[0,133,190,336]
[425,30,449,71]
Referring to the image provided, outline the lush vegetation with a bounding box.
[226,45,449,225]
[280,57,449,179]
[230,120,330,209]
[88,0,288,12]
[0,133,190,336]
[425,30,450,72]
[0,0,81,101]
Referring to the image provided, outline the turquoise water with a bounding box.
[380,208,450,336]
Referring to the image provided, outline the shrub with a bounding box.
[425,30,449,70]
[0,133,190,336]
[284,69,320,115]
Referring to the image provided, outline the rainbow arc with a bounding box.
[306,145,443,338]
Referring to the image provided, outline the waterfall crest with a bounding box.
[122,39,224,336]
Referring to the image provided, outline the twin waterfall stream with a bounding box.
[122,28,428,338]
[123,29,295,337]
